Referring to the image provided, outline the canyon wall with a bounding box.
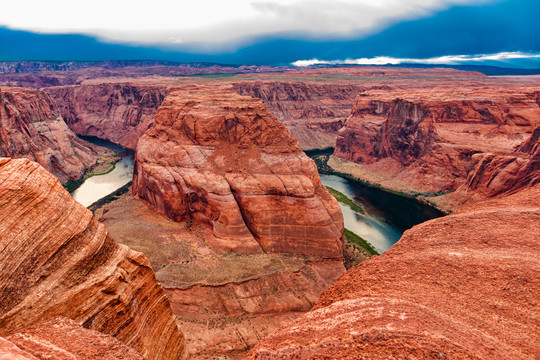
[133,86,344,258]
[233,81,366,149]
[0,87,100,183]
[0,157,186,360]
[47,83,169,149]
[332,88,540,209]
[246,184,540,359]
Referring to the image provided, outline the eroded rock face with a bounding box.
[47,83,169,149]
[0,87,100,183]
[5,317,144,360]
[0,158,186,360]
[133,86,344,258]
[246,185,540,360]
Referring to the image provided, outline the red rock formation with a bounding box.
[0,87,100,183]
[0,158,186,360]
[233,81,365,149]
[5,317,144,360]
[246,184,540,359]
[47,83,169,149]
[332,87,540,209]
[133,86,344,258]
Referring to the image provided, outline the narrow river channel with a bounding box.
[71,136,134,207]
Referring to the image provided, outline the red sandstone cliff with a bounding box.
[332,88,540,209]
[0,158,186,360]
[0,87,100,183]
[133,86,344,258]
[246,184,540,359]
[47,83,169,149]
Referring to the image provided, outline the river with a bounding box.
[71,136,134,207]
[319,174,444,253]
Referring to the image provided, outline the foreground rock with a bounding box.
[0,87,101,183]
[0,158,186,360]
[246,184,540,359]
[4,317,144,360]
[133,86,344,258]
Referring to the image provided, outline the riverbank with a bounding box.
[314,154,451,215]
[63,151,120,193]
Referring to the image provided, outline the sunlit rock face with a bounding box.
[0,158,187,360]
[133,85,344,258]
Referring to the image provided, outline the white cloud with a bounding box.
[292,52,540,66]
[0,0,493,47]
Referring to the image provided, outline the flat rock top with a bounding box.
[246,185,540,359]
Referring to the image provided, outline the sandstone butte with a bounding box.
[332,87,540,211]
[246,183,540,359]
[0,157,187,360]
[132,85,344,258]
[0,87,101,183]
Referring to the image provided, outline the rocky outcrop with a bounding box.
[0,87,100,183]
[233,81,365,149]
[0,158,186,360]
[332,88,540,209]
[4,317,144,360]
[133,86,344,258]
[47,83,169,149]
[246,184,540,359]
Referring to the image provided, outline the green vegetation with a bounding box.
[62,160,117,193]
[326,186,361,212]
[344,229,379,256]
[88,181,132,212]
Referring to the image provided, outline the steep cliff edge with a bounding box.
[0,158,186,360]
[0,87,100,183]
[46,83,168,149]
[246,184,540,359]
[233,81,365,149]
[133,86,344,258]
[332,88,540,210]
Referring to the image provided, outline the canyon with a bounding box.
[0,64,538,359]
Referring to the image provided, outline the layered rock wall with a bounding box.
[0,158,186,360]
[0,87,99,183]
[47,83,169,149]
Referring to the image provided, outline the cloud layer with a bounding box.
[292,52,540,67]
[0,0,492,46]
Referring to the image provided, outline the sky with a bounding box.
[0,0,539,67]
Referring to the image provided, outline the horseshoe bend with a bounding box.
[0,65,538,359]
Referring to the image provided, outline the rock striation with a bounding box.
[246,184,540,359]
[47,83,169,149]
[0,158,186,360]
[133,86,344,258]
[4,317,144,360]
[0,87,100,183]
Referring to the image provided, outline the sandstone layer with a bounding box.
[4,317,144,360]
[0,87,101,183]
[246,184,540,359]
[0,158,186,360]
[94,190,345,359]
[47,83,169,149]
[133,86,344,258]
